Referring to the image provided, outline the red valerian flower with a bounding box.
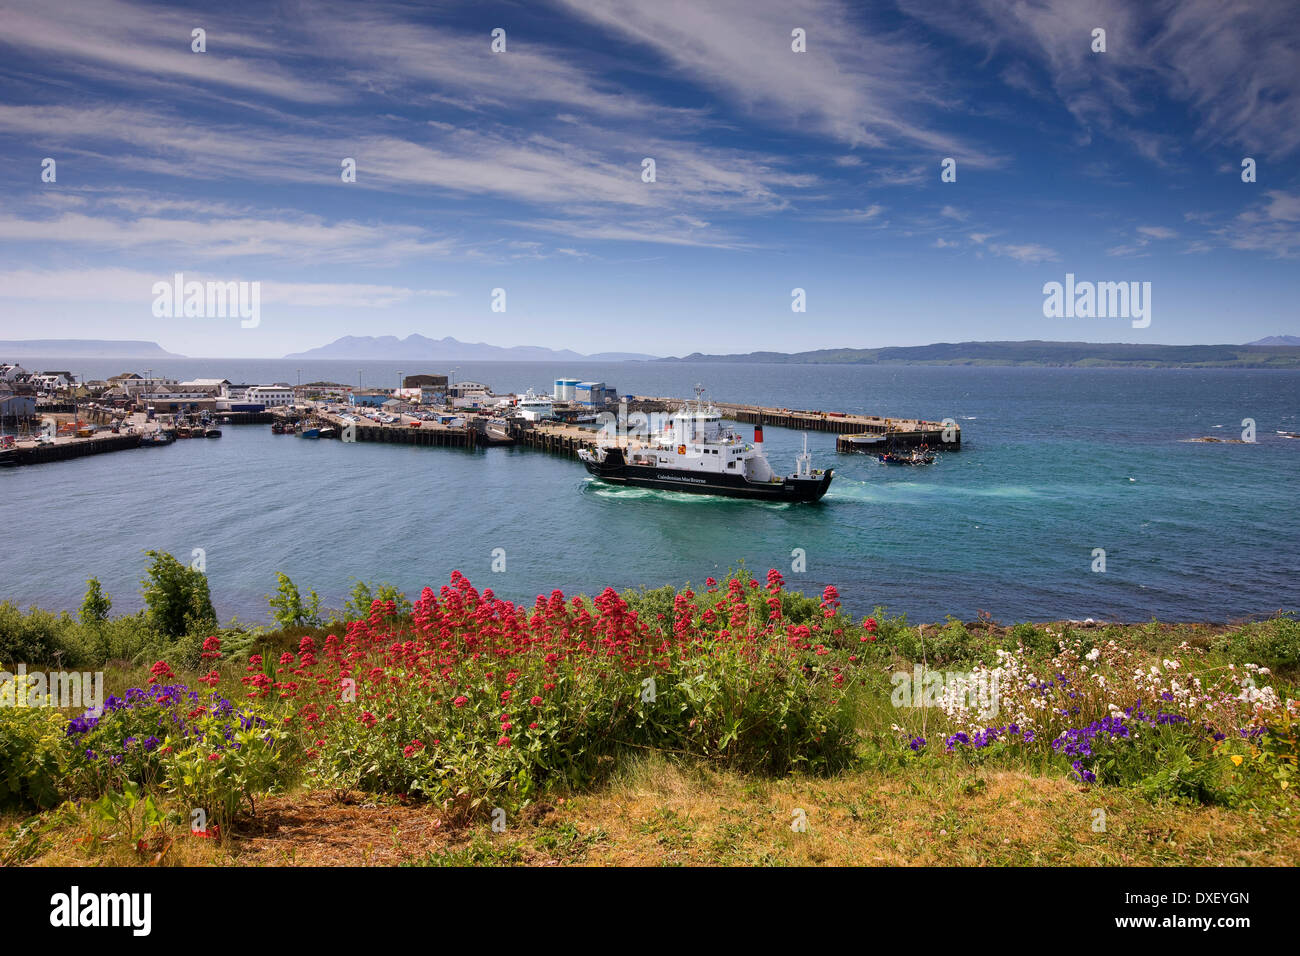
[453,695,469,708]
[147,660,174,685]
[530,695,543,706]
[497,736,511,747]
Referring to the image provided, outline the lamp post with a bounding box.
[396,370,403,415]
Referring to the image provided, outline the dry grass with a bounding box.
[7,755,1297,867]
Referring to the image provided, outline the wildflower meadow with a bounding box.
[1,561,1296,866]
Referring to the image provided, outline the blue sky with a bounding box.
[0,0,1297,358]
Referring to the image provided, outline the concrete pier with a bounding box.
[1,432,142,466]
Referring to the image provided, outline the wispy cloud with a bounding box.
[901,0,1300,160]
[556,0,1004,165]
[990,242,1059,264]
[0,267,453,308]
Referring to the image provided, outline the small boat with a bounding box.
[176,424,193,438]
[1278,431,1300,440]
[271,421,286,434]
[299,426,320,439]
[205,427,222,438]
[318,426,337,439]
[139,430,175,447]
[221,416,232,424]
[877,448,936,466]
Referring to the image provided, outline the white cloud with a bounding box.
[1137,226,1178,240]
[556,0,1003,164]
[990,242,1059,263]
[0,268,452,308]
[901,0,1300,160]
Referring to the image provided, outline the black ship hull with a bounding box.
[582,449,832,502]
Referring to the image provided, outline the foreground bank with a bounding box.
[1,565,1296,866]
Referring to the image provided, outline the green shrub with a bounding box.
[0,706,69,810]
[891,616,986,664]
[141,550,217,641]
[0,602,78,668]
[267,572,322,630]
[1210,617,1300,674]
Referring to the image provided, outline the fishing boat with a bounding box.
[299,425,320,439]
[139,429,175,447]
[877,447,936,466]
[271,420,286,434]
[204,426,222,438]
[318,425,337,439]
[578,385,832,502]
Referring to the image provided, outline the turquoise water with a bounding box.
[2,361,1297,623]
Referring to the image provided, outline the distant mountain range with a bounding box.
[0,339,186,358]
[282,334,658,362]
[4,337,1299,368]
[663,340,1300,368]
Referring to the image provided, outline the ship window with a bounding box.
[728,461,736,469]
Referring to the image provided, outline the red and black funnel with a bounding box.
[754,422,764,443]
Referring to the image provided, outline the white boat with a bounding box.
[579,385,833,502]
[515,389,555,421]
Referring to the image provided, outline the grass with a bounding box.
[5,750,1296,867]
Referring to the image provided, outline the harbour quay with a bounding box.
[627,396,960,451]
[0,430,141,466]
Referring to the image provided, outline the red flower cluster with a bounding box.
[148,660,174,685]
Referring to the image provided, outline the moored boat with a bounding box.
[139,429,175,447]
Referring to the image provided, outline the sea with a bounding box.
[3,359,1298,625]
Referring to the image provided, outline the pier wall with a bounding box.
[4,433,141,466]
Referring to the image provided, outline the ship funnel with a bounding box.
[754,423,763,444]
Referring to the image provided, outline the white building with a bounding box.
[31,372,77,394]
[0,364,28,382]
[179,379,231,397]
[246,385,295,407]
[110,374,178,397]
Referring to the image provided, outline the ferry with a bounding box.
[578,386,832,502]
[515,390,556,422]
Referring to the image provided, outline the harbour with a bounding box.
[2,362,1294,625]
[1,386,959,469]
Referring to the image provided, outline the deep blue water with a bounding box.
[2,360,1297,623]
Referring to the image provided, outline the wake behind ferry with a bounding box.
[578,387,833,502]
